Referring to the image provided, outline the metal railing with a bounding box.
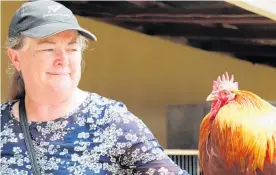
[165,149,200,175]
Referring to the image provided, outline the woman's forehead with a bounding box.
[23,32,78,49]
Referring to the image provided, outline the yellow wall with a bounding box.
[2,1,276,147]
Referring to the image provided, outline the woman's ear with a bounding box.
[7,48,21,71]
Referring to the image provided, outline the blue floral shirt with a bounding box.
[0,92,188,175]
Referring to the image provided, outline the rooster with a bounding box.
[198,72,276,175]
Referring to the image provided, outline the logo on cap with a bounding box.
[43,4,69,18]
[48,5,61,13]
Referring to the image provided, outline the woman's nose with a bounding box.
[54,50,69,67]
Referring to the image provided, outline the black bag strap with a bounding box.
[19,98,41,175]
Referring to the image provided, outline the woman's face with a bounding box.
[9,30,82,95]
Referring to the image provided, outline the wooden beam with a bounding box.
[117,23,276,39]
[234,55,276,67]
[154,36,276,48]
[60,1,253,15]
[188,39,276,56]
[98,16,275,24]
[116,14,259,18]
[171,36,276,46]
[226,0,276,21]
[164,149,199,156]
[127,1,170,8]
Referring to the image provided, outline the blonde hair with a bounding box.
[5,34,89,101]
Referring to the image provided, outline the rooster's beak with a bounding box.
[206,94,215,101]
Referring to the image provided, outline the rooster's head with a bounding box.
[207,72,239,119]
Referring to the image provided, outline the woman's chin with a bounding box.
[49,81,74,92]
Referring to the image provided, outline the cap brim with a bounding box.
[21,23,97,41]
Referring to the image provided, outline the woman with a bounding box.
[1,0,189,174]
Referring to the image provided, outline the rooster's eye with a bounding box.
[222,91,229,96]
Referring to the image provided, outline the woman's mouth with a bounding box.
[47,72,70,76]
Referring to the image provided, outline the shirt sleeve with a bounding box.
[110,102,190,175]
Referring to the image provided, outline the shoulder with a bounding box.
[1,101,11,110]
[87,92,131,116]
[86,92,148,129]
[0,100,18,129]
[1,100,15,117]
[90,92,127,108]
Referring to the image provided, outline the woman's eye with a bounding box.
[68,48,78,52]
[42,49,54,52]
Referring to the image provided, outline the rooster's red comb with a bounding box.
[212,72,238,91]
